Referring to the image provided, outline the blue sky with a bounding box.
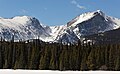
[0,0,119,26]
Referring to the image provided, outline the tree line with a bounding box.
[0,38,120,71]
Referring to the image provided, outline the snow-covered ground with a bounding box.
[0,70,119,74]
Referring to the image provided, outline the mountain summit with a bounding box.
[0,16,49,41]
[52,10,120,43]
[67,10,105,27]
[0,10,120,43]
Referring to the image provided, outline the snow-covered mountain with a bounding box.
[0,16,50,41]
[54,10,120,43]
[0,10,120,43]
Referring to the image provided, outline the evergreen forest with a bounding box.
[0,38,120,71]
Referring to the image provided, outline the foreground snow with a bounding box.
[0,70,119,74]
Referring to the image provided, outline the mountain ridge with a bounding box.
[0,10,120,43]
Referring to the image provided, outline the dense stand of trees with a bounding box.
[0,38,120,71]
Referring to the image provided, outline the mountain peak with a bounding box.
[67,10,100,27]
[96,10,103,13]
[0,15,41,28]
[67,10,106,27]
[12,16,33,20]
[10,16,40,26]
[93,10,105,16]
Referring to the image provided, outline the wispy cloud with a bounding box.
[77,4,86,9]
[19,9,28,14]
[71,0,86,9]
[71,0,77,4]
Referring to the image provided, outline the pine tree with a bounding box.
[11,40,16,68]
[49,44,57,70]
[115,44,120,70]
[105,44,110,67]
[14,42,26,69]
[115,56,120,70]
[0,41,3,68]
[39,44,51,70]
[13,43,21,69]
[59,50,64,71]
[29,40,41,69]
[80,53,88,71]
[7,42,13,69]
[108,44,115,70]
[87,48,96,70]
[26,41,32,69]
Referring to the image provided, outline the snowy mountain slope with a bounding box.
[67,10,120,31]
[42,25,67,42]
[54,10,120,43]
[67,10,102,27]
[0,16,50,41]
[0,10,120,43]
